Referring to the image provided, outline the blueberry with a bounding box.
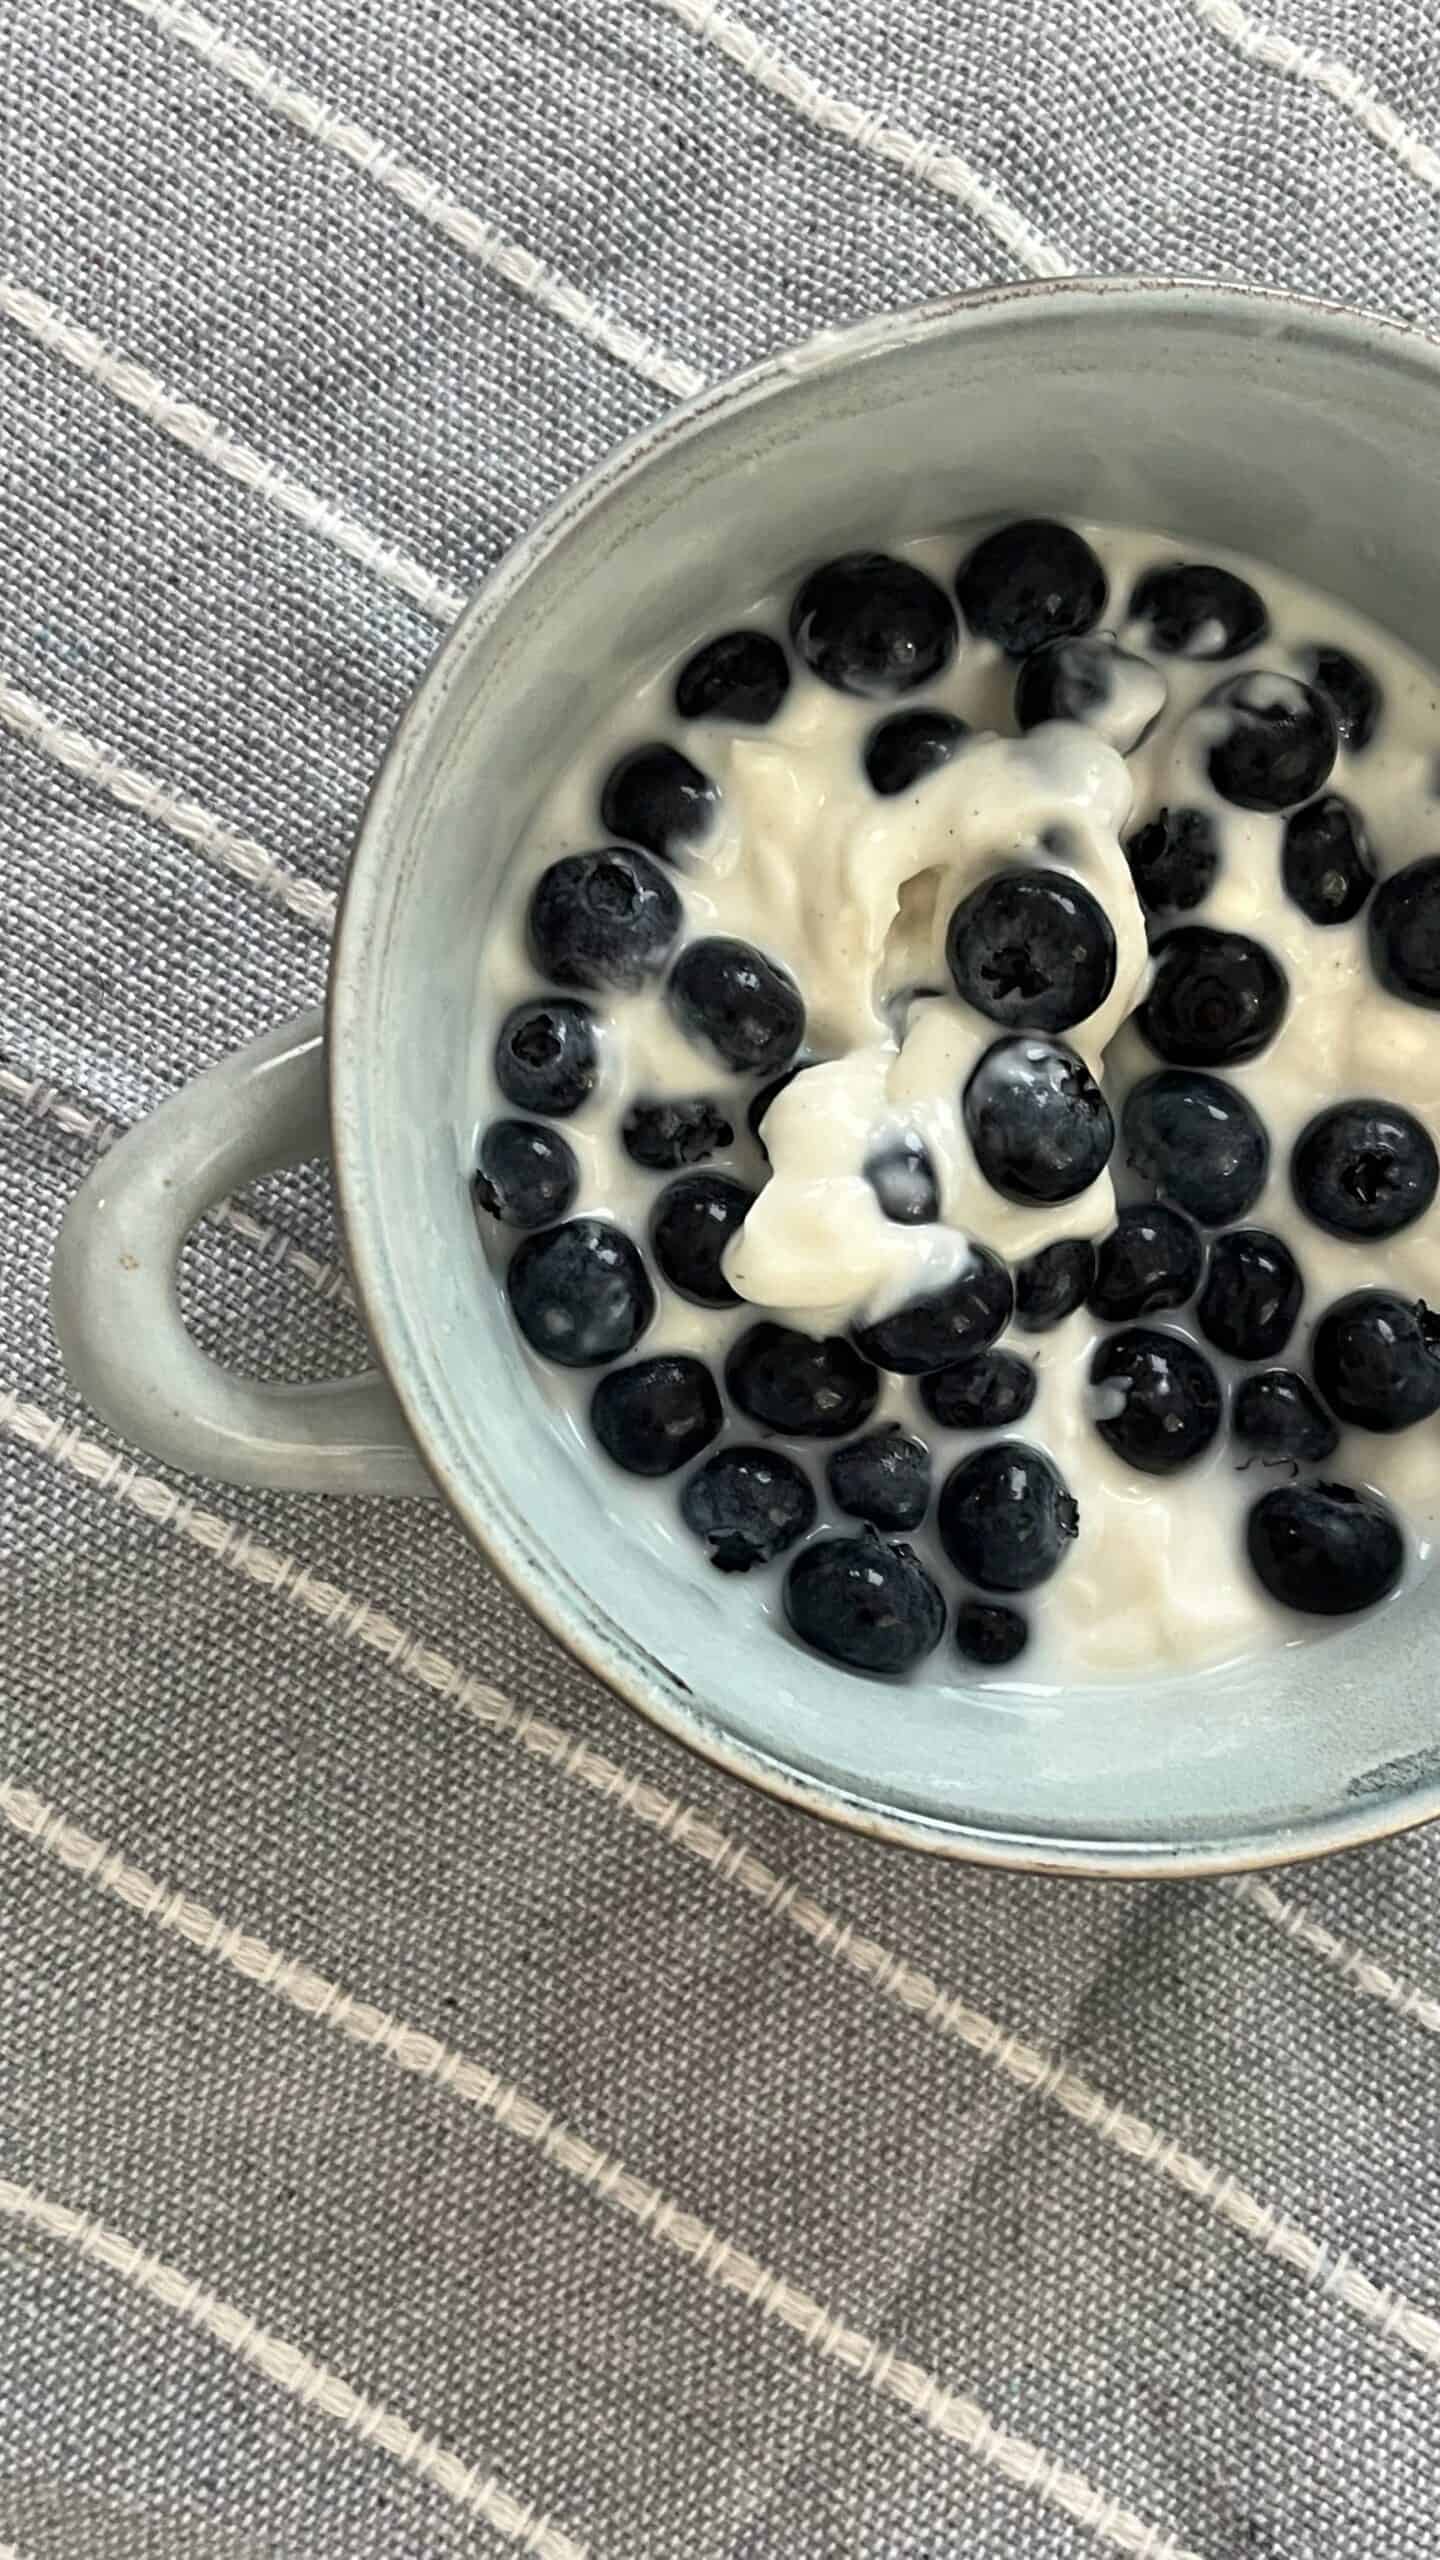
[964,1036,1114,1205]
[1292,1100,1439,1240]
[955,518,1106,655]
[919,1347,1036,1431]
[1369,855,1440,1007]
[784,1528,946,1674]
[937,1441,1079,1591]
[494,996,599,1118]
[1090,1327,1222,1475]
[650,1172,754,1305]
[1298,644,1381,753]
[506,1217,654,1367]
[726,1322,879,1438]
[621,1095,734,1171]
[1196,1228,1302,1360]
[947,869,1116,1034]
[826,1427,931,1531]
[1014,1236,1096,1332]
[600,743,718,859]
[1013,634,1166,754]
[674,629,789,725]
[1122,1070,1269,1226]
[1140,926,1288,1067]
[1231,1368,1338,1466]
[863,708,969,796]
[851,1246,1013,1375]
[864,1132,940,1224]
[790,551,957,697]
[670,936,805,1075]
[1246,1481,1403,1615]
[1311,1290,1440,1432]
[1088,1203,1204,1322]
[954,1599,1029,1668]
[1124,806,1220,915]
[473,1119,578,1229]
[528,848,682,992]
[682,1444,816,1573]
[1205,673,1338,812]
[1281,794,1375,926]
[590,1354,722,1475]
[1127,560,1268,659]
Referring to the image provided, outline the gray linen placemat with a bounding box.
[4,4,1440,2553]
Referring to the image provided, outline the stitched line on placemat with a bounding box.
[0,678,335,931]
[0,275,464,626]
[1190,0,1440,197]
[0,2166,587,2560]
[1227,1872,1440,2041]
[0,1780,1201,2560]
[113,0,705,401]
[650,0,1070,278]
[0,1058,354,1307]
[6,1393,1440,2380]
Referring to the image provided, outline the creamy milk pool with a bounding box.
[470,519,1440,1687]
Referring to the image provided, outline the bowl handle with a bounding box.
[50,1009,432,1498]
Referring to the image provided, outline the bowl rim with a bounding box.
[331,273,1440,1879]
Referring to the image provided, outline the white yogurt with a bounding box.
[475,522,1440,1685]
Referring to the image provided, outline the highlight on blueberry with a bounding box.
[1311,1290,1440,1432]
[826,1427,931,1532]
[1297,643,1380,753]
[1088,1203,1203,1323]
[919,1347,1036,1431]
[528,847,683,991]
[1089,1326,1222,1476]
[955,518,1106,655]
[1231,1368,1339,1467]
[1246,1481,1403,1615]
[669,936,805,1074]
[937,1440,1079,1591]
[863,707,969,796]
[726,1322,879,1438]
[784,1527,947,1674]
[1292,1100,1439,1240]
[650,1172,755,1305]
[674,629,790,725]
[790,551,957,697]
[1204,672,1338,812]
[1127,559,1268,659]
[494,996,599,1118]
[474,1118,579,1230]
[1281,794,1375,926]
[1196,1228,1301,1361]
[682,1444,817,1573]
[964,1035,1114,1204]
[600,741,718,858]
[864,1130,940,1225]
[590,1355,722,1476]
[850,1247,1013,1375]
[946,867,1116,1033]
[506,1217,654,1367]
[1122,1069,1269,1226]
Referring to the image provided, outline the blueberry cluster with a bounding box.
[477,522,1434,1674]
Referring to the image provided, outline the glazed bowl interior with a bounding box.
[333,281,1440,1874]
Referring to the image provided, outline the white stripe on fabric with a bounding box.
[1228,1872,1440,2039]
[115,0,706,401]
[0,1780,1201,2560]
[0,678,335,932]
[650,0,1070,278]
[6,1394,1440,2380]
[1190,0,1440,195]
[0,1059,354,1307]
[0,276,464,627]
[0,2167,588,2560]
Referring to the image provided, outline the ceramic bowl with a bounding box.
[52,279,1440,1876]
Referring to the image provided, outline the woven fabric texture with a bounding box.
[4,4,1440,2555]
